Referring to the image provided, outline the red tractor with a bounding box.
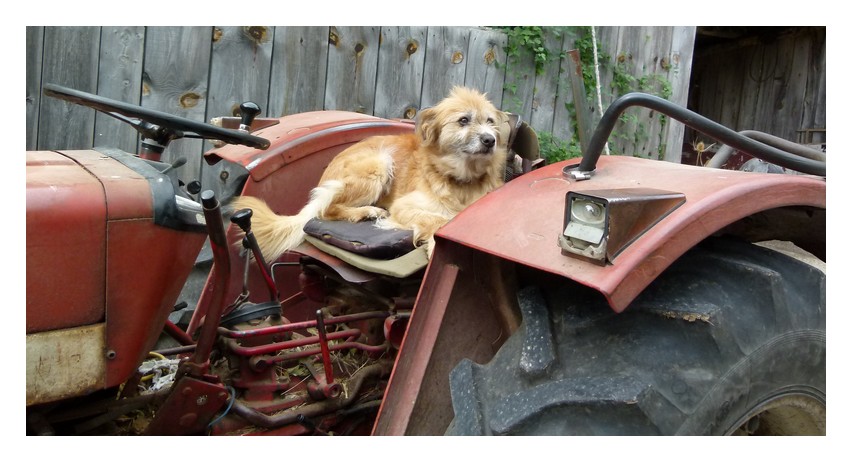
[26,84,825,436]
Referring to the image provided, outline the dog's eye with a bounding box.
[459,117,469,126]
[487,117,495,124]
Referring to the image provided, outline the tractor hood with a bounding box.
[26,149,206,405]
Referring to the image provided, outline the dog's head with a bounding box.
[416,87,509,159]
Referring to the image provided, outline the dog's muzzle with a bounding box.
[473,133,496,155]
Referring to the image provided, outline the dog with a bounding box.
[231,86,509,262]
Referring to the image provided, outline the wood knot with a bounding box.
[179,92,201,109]
[329,29,339,46]
[406,40,419,55]
[245,26,269,44]
[451,51,464,64]
[404,107,417,119]
[212,28,223,42]
[354,42,365,55]
[484,48,496,65]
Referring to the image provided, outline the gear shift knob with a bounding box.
[239,102,261,132]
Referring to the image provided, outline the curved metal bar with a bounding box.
[706,129,826,169]
[572,93,826,177]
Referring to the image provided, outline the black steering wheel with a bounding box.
[43,83,270,150]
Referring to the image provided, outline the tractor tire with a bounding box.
[446,237,825,435]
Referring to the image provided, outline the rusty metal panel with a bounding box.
[26,323,106,406]
[26,151,106,333]
[69,149,153,220]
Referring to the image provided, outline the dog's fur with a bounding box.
[232,86,509,261]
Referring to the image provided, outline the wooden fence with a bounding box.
[26,26,695,186]
[688,27,826,148]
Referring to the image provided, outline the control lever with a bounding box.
[230,208,278,301]
[238,102,261,132]
[160,157,187,174]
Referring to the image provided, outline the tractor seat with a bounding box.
[300,218,428,279]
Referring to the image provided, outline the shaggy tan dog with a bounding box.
[232,86,509,261]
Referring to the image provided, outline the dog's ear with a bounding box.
[415,106,439,146]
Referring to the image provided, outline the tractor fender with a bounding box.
[436,155,825,312]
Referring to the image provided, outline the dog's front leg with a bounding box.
[382,192,453,258]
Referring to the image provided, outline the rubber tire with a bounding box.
[446,237,826,435]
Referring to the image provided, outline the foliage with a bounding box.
[497,26,568,76]
[537,130,582,164]
[497,26,677,163]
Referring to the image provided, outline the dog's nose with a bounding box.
[480,134,496,148]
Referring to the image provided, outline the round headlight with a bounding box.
[571,199,605,225]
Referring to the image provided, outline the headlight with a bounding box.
[559,195,609,263]
[559,189,686,265]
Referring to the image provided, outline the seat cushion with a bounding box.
[303,218,415,260]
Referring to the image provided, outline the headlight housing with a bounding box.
[559,188,685,265]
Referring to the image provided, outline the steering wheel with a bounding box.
[43,83,270,150]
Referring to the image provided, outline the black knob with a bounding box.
[230,208,253,233]
[239,102,261,131]
[201,190,218,209]
[186,180,202,195]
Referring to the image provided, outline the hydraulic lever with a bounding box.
[230,208,278,301]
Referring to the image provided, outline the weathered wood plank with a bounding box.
[563,49,594,152]
[802,28,826,143]
[37,26,101,150]
[528,29,564,134]
[636,26,672,159]
[26,26,44,151]
[95,26,145,153]
[421,26,470,108]
[268,26,329,117]
[207,26,274,119]
[754,41,781,135]
[464,27,506,109]
[663,26,696,163]
[500,43,535,123]
[374,26,427,120]
[141,26,213,183]
[202,26,275,197]
[778,33,810,141]
[552,31,582,143]
[607,25,641,156]
[325,26,380,114]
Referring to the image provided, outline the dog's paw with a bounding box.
[348,206,389,222]
[425,237,436,259]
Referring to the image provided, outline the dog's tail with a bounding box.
[230,180,343,262]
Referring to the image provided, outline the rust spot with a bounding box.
[245,26,268,43]
[355,42,365,55]
[484,48,496,65]
[452,51,464,64]
[406,40,419,56]
[404,107,417,119]
[179,92,201,109]
[329,28,339,46]
[213,28,223,42]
